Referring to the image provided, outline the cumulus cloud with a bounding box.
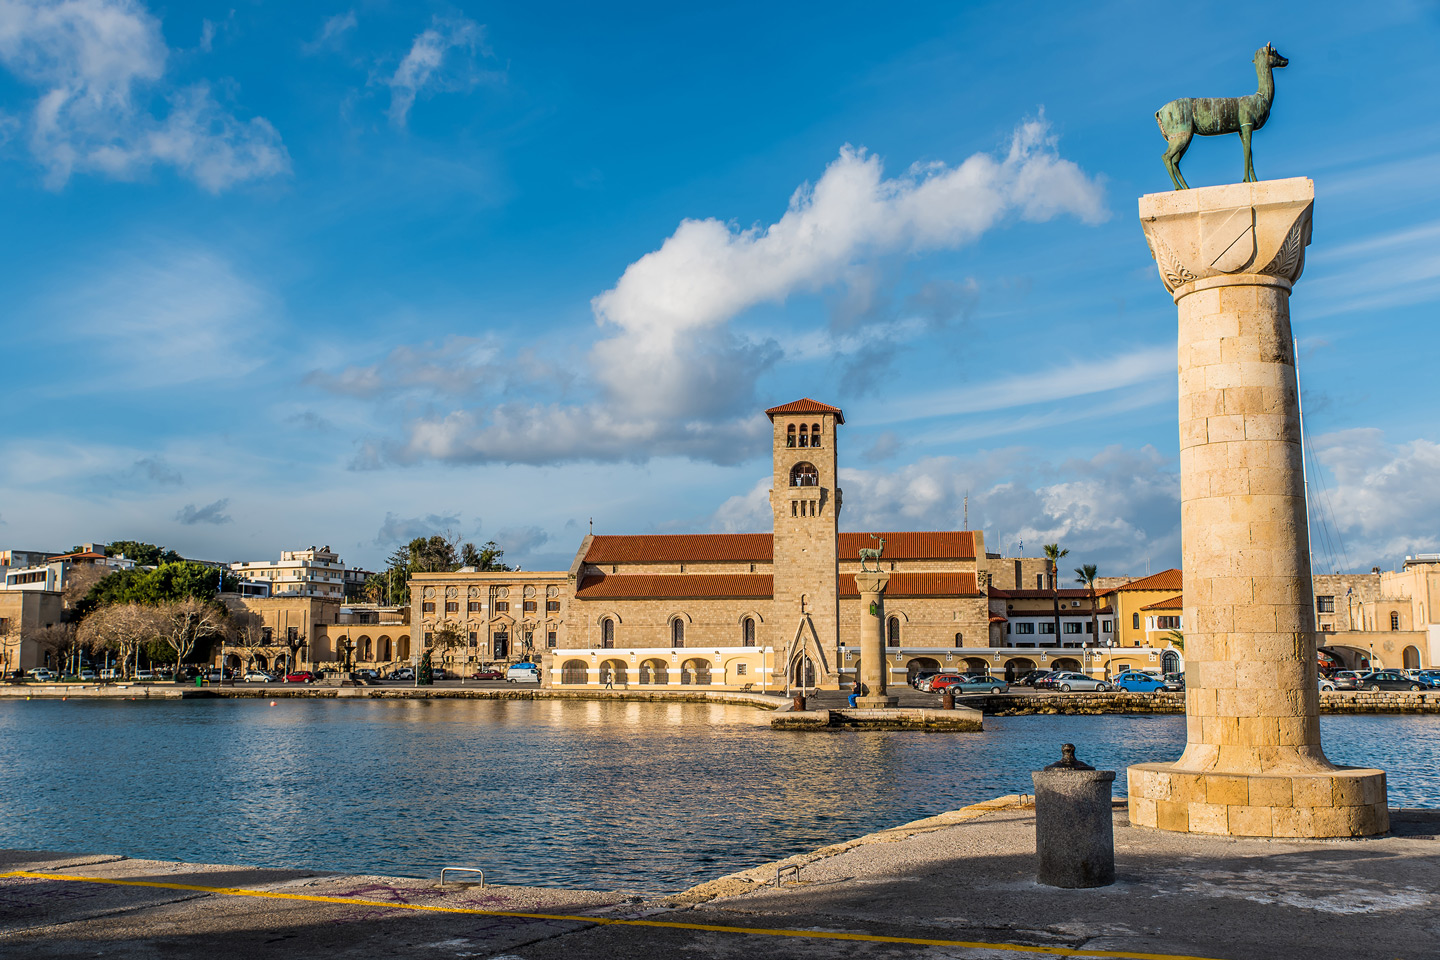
[386,15,487,128]
[495,525,550,556]
[1312,429,1440,569]
[305,10,356,53]
[176,498,231,525]
[0,0,289,191]
[373,511,463,547]
[306,336,514,398]
[374,117,1105,466]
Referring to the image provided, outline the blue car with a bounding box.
[1113,670,1166,692]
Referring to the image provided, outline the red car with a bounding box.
[284,671,317,683]
[471,670,504,680]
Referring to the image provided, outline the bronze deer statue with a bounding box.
[1156,43,1288,190]
[858,535,886,574]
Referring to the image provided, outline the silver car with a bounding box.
[1048,672,1112,692]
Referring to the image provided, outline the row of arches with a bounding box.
[785,423,824,448]
[598,616,759,649]
[559,658,718,685]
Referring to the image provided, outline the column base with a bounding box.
[855,695,898,708]
[1127,762,1388,838]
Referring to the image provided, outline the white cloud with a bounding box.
[305,10,355,53]
[1312,429,1440,569]
[378,117,1106,466]
[176,498,231,525]
[305,335,508,398]
[373,511,463,548]
[0,0,288,191]
[386,15,486,128]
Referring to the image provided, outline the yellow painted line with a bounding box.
[0,869,1227,960]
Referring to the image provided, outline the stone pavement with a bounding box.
[5,800,1438,959]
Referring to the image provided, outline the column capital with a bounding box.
[854,571,891,595]
[1139,177,1313,296]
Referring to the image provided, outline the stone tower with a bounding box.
[767,398,843,688]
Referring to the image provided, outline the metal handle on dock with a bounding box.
[776,864,800,886]
[440,867,486,887]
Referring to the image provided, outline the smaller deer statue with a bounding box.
[858,535,886,573]
[1156,43,1289,190]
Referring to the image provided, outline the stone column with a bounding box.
[1127,178,1387,838]
[854,571,896,707]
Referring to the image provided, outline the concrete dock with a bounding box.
[5,799,1438,959]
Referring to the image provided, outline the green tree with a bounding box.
[417,649,434,686]
[103,541,183,567]
[78,562,238,618]
[381,535,511,606]
[1074,563,1100,648]
[1044,543,1069,644]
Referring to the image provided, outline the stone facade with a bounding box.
[0,589,64,672]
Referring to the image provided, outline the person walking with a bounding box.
[604,671,614,690]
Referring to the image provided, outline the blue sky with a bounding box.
[1,0,1437,577]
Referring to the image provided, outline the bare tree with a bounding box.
[430,622,467,674]
[77,603,163,678]
[227,610,271,674]
[61,563,109,612]
[30,623,81,674]
[157,599,227,675]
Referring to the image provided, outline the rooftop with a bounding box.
[764,398,845,423]
[1113,568,1183,593]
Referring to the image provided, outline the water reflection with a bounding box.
[0,700,1433,890]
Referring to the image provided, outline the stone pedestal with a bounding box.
[854,571,896,708]
[1127,178,1387,838]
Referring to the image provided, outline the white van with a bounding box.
[505,663,541,684]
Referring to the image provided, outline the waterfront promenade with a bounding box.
[4,798,1437,959]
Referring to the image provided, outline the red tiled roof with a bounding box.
[1141,594,1184,611]
[1005,607,1115,617]
[839,532,976,560]
[765,398,845,424]
[584,530,976,564]
[46,551,107,561]
[989,588,1100,600]
[585,534,772,564]
[839,572,979,598]
[1114,569,1183,592]
[575,573,773,600]
[989,615,1008,623]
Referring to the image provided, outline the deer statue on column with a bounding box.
[1156,43,1289,189]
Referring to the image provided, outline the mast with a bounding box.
[1294,338,1319,614]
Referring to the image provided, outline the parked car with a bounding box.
[77,669,98,681]
[506,663,542,683]
[284,671,318,683]
[919,672,961,692]
[431,667,449,681]
[387,668,415,681]
[935,675,1009,694]
[1355,670,1431,692]
[1319,677,1337,692]
[1161,672,1185,692]
[25,668,56,682]
[1045,672,1112,692]
[911,671,940,689]
[134,669,157,681]
[1113,670,1166,692]
[353,669,382,682]
[471,669,504,680]
[1329,670,1366,691]
[243,670,274,682]
[1015,670,1053,688]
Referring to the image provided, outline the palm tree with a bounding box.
[1074,564,1100,648]
[1044,543,1068,648]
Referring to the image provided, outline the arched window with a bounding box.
[1391,611,1400,631]
[786,423,796,447]
[798,423,809,447]
[601,618,615,648]
[887,617,900,647]
[790,462,818,487]
[743,617,756,647]
[810,423,822,447]
[671,618,685,648]
[954,632,963,648]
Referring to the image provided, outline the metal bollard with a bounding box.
[792,694,806,711]
[941,690,955,710]
[1031,744,1115,888]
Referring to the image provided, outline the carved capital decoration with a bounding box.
[1139,177,1313,294]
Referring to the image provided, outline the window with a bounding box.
[798,423,809,447]
[735,663,747,676]
[468,602,481,613]
[601,618,615,648]
[790,462,818,487]
[1039,622,1056,634]
[523,601,537,613]
[786,423,796,447]
[1391,612,1400,631]
[791,501,798,517]
[810,423,822,447]
[495,601,509,613]
[886,617,900,647]
[742,617,756,647]
[287,627,299,641]
[445,601,458,613]
[1063,622,1082,634]
[262,627,273,643]
[422,602,435,613]
[1132,613,1141,630]
[671,618,685,648]
[1316,596,1335,613]
[1321,624,1334,632]
[1102,620,1113,633]
[1014,623,1035,635]
[954,632,963,647]
[547,631,557,648]
[1157,615,1181,630]
[547,600,560,612]
[1037,574,1045,589]
[423,633,433,644]
[468,631,477,645]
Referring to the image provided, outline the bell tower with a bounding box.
[766,398,843,687]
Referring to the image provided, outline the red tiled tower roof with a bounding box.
[764,398,845,424]
[1114,569,1183,592]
